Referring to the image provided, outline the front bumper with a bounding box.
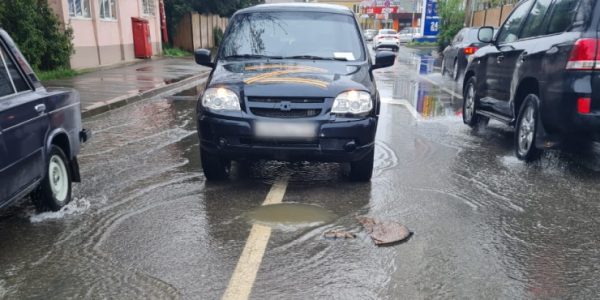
[198,115,377,162]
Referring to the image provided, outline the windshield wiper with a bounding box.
[223,54,283,60]
[283,55,348,61]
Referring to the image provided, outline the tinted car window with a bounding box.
[520,0,553,38]
[1,48,28,92]
[221,12,365,61]
[497,0,533,44]
[0,47,15,97]
[380,29,397,35]
[546,0,580,34]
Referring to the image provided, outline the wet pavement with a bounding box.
[1,45,600,299]
[44,58,209,107]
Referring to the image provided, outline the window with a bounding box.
[142,0,155,15]
[546,0,580,34]
[68,0,91,18]
[452,29,465,45]
[99,0,117,20]
[520,0,553,38]
[0,48,14,97]
[496,0,533,44]
[0,46,29,98]
[221,12,365,61]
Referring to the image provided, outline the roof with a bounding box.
[235,3,355,16]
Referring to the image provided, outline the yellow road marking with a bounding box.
[222,178,289,300]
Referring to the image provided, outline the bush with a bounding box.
[0,0,74,71]
[163,46,192,57]
[437,0,465,52]
[213,27,224,48]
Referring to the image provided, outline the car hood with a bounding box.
[207,60,374,98]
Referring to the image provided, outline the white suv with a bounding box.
[398,27,422,43]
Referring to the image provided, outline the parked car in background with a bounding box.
[0,29,89,211]
[194,4,396,181]
[373,29,400,51]
[463,0,595,161]
[442,27,496,81]
[398,27,422,43]
[364,29,378,41]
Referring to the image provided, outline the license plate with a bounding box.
[254,121,317,139]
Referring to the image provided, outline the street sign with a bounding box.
[421,0,440,37]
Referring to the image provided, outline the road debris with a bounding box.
[357,216,412,245]
[323,230,356,239]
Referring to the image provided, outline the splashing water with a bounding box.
[29,197,91,223]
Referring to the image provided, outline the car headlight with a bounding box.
[332,91,373,114]
[202,88,240,111]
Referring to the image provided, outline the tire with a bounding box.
[453,60,460,81]
[201,147,231,181]
[350,149,374,182]
[515,95,542,161]
[31,145,72,212]
[462,77,488,127]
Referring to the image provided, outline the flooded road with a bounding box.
[1,46,600,299]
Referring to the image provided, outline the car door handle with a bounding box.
[34,104,46,114]
[497,55,504,63]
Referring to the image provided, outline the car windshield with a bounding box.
[220,11,365,61]
[379,29,397,35]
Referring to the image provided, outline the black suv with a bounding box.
[463,0,597,160]
[194,4,395,181]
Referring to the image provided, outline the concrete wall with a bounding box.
[50,0,163,70]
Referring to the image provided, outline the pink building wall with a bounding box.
[49,0,163,70]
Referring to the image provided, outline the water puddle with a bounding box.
[247,203,337,228]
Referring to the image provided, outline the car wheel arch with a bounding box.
[463,70,476,92]
[513,78,540,121]
[47,130,72,159]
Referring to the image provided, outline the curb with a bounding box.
[81,71,210,119]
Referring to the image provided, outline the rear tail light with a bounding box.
[464,47,478,55]
[566,38,600,70]
[577,97,591,114]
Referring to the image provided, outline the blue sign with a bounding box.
[421,0,440,37]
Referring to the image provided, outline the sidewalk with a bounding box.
[44,57,210,118]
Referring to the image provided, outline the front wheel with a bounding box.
[201,147,231,181]
[31,145,72,212]
[515,95,542,161]
[350,149,374,182]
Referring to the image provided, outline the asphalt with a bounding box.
[1,46,599,299]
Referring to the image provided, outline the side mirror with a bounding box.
[478,26,495,44]
[194,49,214,68]
[372,51,396,70]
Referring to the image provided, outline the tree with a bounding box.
[437,0,465,51]
[164,0,264,44]
[0,0,73,71]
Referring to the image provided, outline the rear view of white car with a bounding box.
[373,29,399,51]
[398,27,422,43]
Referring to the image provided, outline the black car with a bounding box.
[442,27,494,81]
[463,0,597,160]
[193,3,395,181]
[0,29,88,211]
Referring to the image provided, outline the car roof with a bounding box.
[235,3,354,16]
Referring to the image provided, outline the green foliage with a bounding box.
[162,46,192,57]
[213,27,224,48]
[0,0,74,71]
[437,0,465,51]
[36,67,81,81]
[407,41,438,48]
[164,0,264,44]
